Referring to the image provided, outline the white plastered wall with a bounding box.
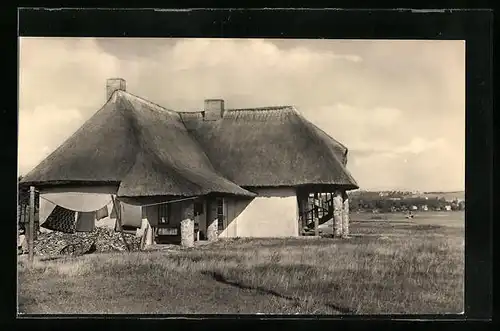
[220,187,299,238]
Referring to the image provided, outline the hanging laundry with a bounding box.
[96,205,109,220]
[114,219,121,232]
[120,202,143,228]
[39,197,57,226]
[136,218,149,238]
[139,220,153,249]
[110,199,121,219]
[41,206,76,234]
[75,212,96,232]
[144,221,154,246]
[18,231,26,249]
[40,190,112,212]
[144,205,159,227]
[112,198,122,233]
[18,232,28,254]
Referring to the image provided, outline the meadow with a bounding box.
[18,211,464,315]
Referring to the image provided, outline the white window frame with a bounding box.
[216,197,225,231]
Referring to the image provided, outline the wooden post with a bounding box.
[28,186,35,265]
[111,195,130,252]
[17,204,21,229]
[314,214,319,236]
[313,193,319,219]
[297,193,302,236]
[333,190,343,238]
[342,191,350,238]
[34,194,39,240]
[297,192,307,236]
[328,192,333,213]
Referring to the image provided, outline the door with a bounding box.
[216,197,226,236]
[206,197,226,237]
[155,203,181,244]
[194,199,206,240]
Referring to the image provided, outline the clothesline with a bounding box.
[37,194,197,209]
[39,195,113,209]
[134,196,198,207]
[24,191,199,238]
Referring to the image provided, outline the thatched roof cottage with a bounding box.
[21,78,358,242]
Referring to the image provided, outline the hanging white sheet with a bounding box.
[39,197,57,226]
[142,220,153,246]
[40,191,113,212]
[136,218,150,237]
[120,202,143,228]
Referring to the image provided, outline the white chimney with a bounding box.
[203,99,225,121]
[106,78,126,100]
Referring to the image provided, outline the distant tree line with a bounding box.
[348,195,465,213]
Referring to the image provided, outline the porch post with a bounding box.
[180,201,195,247]
[333,190,343,238]
[28,186,35,265]
[300,193,308,235]
[206,198,218,241]
[207,218,218,241]
[342,190,350,238]
[313,193,319,236]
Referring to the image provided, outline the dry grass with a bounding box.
[18,218,464,315]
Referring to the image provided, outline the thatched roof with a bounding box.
[180,107,358,190]
[21,91,256,197]
[21,90,358,196]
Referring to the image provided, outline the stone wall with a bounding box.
[180,201,195,247]
[333,191,343,237]
[180,218,194,247]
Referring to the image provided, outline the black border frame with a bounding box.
[4,7,494,328]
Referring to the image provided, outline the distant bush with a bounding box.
[349,194,454,213]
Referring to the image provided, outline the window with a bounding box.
[216,198,224,231]
[194,201,204,216]
[158,204,169,225]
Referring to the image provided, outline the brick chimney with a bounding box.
[106,78,126,101]
[203,99,225,121]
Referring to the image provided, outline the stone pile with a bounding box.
[33,227,143,257]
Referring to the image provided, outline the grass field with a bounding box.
[18,211,464,315]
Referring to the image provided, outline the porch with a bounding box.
[296,186,351,238]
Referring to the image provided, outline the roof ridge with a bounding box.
[115,90,179,114]
[227,105,294,112]
[177,105,295,114]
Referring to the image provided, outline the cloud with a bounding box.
[348,137,464,191]
[18,38,464,191]
[18,38,364,174]
[303,103,407,152]
[18,105,83,175]
[352,137,448,157]
[302,101,463,191]
[19,38,120,111]
[394,137,447,155]
[168,39,362,71]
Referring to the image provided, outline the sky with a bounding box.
[18,38,465,192]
